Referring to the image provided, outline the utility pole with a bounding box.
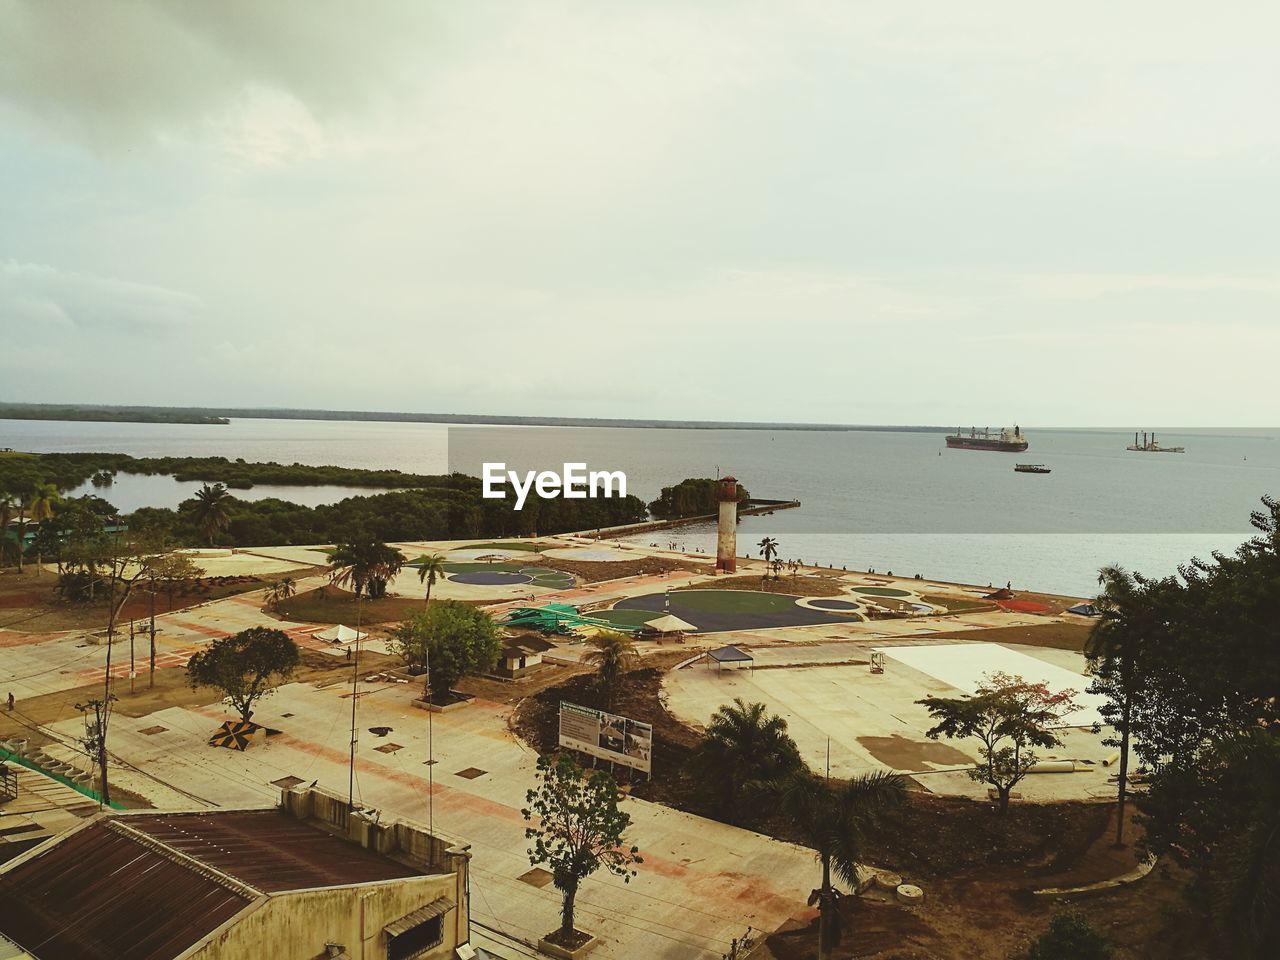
[149,574,158,689]
[347,591,363,811]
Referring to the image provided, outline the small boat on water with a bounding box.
[1014,464,1050,474]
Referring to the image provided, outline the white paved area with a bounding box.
[665,639,1123,802]
[877,642,1106,728]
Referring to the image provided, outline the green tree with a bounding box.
[0,487,14,565]
[1109,496,1280,956]
[522,753,642,941]
[1085,565,1156,846]
[918,671,1077,814]
[8,473,36,572]
[1027,912,1112,960]
[328,538,406,599]
[144,551,204,687]
[390,601,500,703]
[1194,729,1280,955]
[186,626,301,723]
[583,630,636,710]
[687,698,804,825]
[190,482,232,546]
[755,771,905,960]
[264,576,297,610]
[416,553,446,607]
[25,481,59,573]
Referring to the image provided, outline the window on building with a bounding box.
[386,914,444,960]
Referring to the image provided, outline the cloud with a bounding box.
[0,260,204,331]
[0,0,430,151]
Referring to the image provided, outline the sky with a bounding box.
[1,1,1278,425]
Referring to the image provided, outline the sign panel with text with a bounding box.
[557,701,653,774]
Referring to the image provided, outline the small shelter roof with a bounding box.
[314,624,368,644]
[644,614,698,633]
[708,644,753,663]
[1066,602,1102,617]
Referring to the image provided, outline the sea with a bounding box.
[4,418,1277,598]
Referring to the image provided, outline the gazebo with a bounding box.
[641,614,698,642]
[705,644,754,674]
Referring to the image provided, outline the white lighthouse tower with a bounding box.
[715,476,738,574]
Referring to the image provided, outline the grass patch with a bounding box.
[921,594,996,613]
[275,586,425,625]
[677,574,848,597]
[591,609,663,627]
[458,541,544,552]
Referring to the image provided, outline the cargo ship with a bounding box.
[1015,463,1050,474]
[945,425,1029,452]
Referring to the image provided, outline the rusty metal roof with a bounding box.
[125,809,424,892]
[0,809,432,960]
[0,821,251,960]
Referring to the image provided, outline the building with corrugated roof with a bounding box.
[0,785,472,960]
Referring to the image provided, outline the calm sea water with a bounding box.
[4,418,1277,597]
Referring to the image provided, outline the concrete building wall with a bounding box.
[183,873,465,960]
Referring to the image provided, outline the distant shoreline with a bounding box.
[0,404,229,425]
[1,401,950,433]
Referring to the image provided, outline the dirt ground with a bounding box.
[0,567,299,633]
[512,650,703,796]
[535,554,711,583]
[678,574,851,597]
[761,859,1215,960]
[926,622,1095,653]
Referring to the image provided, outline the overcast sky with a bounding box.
[2,1,1277,425]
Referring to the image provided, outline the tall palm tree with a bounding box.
[758,536,779,566]
[190,483,232,546]
[328,539,407,599]
[688,698,803,824]
[584,630,637,710]
[416,553,446,607]
[758,771,906,960]
[27,482,60,575]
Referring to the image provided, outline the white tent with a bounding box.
[644,614,698,634]
[314,624,368,645]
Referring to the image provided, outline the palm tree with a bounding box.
[688,698,804,824]
[758,536,779,566]
[266,577,297,610]
[758,771,906,960]
[584,630,637,710]
[27,482,60,575]
[190,483,232,546]
[416,554,446,607]
[328,539,407,599]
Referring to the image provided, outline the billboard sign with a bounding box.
[558,701,653,774]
